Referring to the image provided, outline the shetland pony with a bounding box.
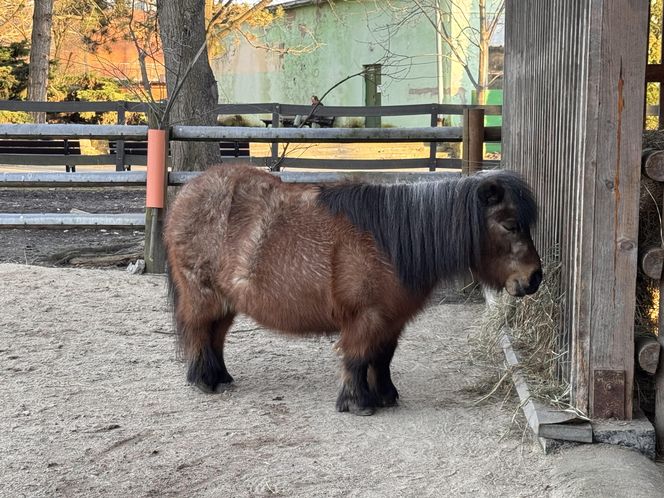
[164,165,541,415]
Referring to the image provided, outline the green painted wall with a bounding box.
[211,0,503,128]
[212,1,439,127]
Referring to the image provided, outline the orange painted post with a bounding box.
[146,129,167,208]
[144,128,169,273]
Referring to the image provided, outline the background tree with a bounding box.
[380,0,503,105]
[156,0,272,171]
[27,0,54,123]
[0,0,32,44]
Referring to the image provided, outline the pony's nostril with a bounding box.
[527,269,543,294]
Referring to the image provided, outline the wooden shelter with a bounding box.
[502,1,649,420]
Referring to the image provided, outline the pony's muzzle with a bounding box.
[507,268,543,297]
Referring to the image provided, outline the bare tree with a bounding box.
[422,0,503,104]
[155,0,220,171]
[378,0,503,105]
[27,0,54,123]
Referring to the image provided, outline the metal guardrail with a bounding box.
[0,212,146,228]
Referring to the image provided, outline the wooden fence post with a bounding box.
[115,103,126,172]
[462,108,485,175]
[429,105,438,171]
[144,128,168,274]
[271,104,280,171]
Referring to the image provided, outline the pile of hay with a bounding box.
[469,249,572,410]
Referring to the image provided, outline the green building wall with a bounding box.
[212,0,440,127]
[211,0,503,128]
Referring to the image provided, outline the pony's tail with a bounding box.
[167,268,187,358]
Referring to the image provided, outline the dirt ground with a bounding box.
[2,185,664,497]
[1,263,558,497]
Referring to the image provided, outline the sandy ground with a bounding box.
[0,263,560,497]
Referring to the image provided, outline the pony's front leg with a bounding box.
[335,317,389,416]
[336,356,377,416]
[368,339,400,407]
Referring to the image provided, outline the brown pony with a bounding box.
[164,165,541,415]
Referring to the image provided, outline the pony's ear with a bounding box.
[478,180,505,206]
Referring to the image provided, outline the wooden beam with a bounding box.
[500,331,592,444]
[646,64,664,83]
[168,170,461,186]
[0,154,146,166]
[582,0,648,420]
[172,125,468,143]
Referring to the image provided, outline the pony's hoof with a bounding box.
[336,390,376,416]
[192,373,234,394]
[377,387,399,407]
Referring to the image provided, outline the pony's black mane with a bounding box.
[317,171,537,294]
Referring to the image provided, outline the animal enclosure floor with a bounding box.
[0,264,558,497]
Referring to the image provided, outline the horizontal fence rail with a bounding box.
[0,212,146,228]
[170,125,501,143]
[0,170,461,228]
[0,100,502,117]
[0,170,461,188]
[0,100,501,172]
[0,124,501,143]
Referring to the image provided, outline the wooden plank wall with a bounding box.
[503,0,648,419]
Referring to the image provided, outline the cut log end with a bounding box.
[636,334,661,375]
[640,246,664,280]
[643,149,664,182]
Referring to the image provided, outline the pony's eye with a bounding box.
[501,221,518,232]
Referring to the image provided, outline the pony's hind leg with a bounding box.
[185,312,236,393]
[368,339,400,407]
[171,275,236,393]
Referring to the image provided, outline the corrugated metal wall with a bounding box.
[503,0,648,418]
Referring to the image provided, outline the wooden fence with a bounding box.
[0,101,501,172]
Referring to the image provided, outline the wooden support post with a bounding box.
[115,105,126,172]
[657,275,664,452]
[64,138,74,173]
[271,104,280,171]
[462,108,484,175]
[144,129,168,274]
[429,106,438,172]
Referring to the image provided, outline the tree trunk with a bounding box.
[157,0,221,171]
[28,0,54,124]
[476,0,489,105]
